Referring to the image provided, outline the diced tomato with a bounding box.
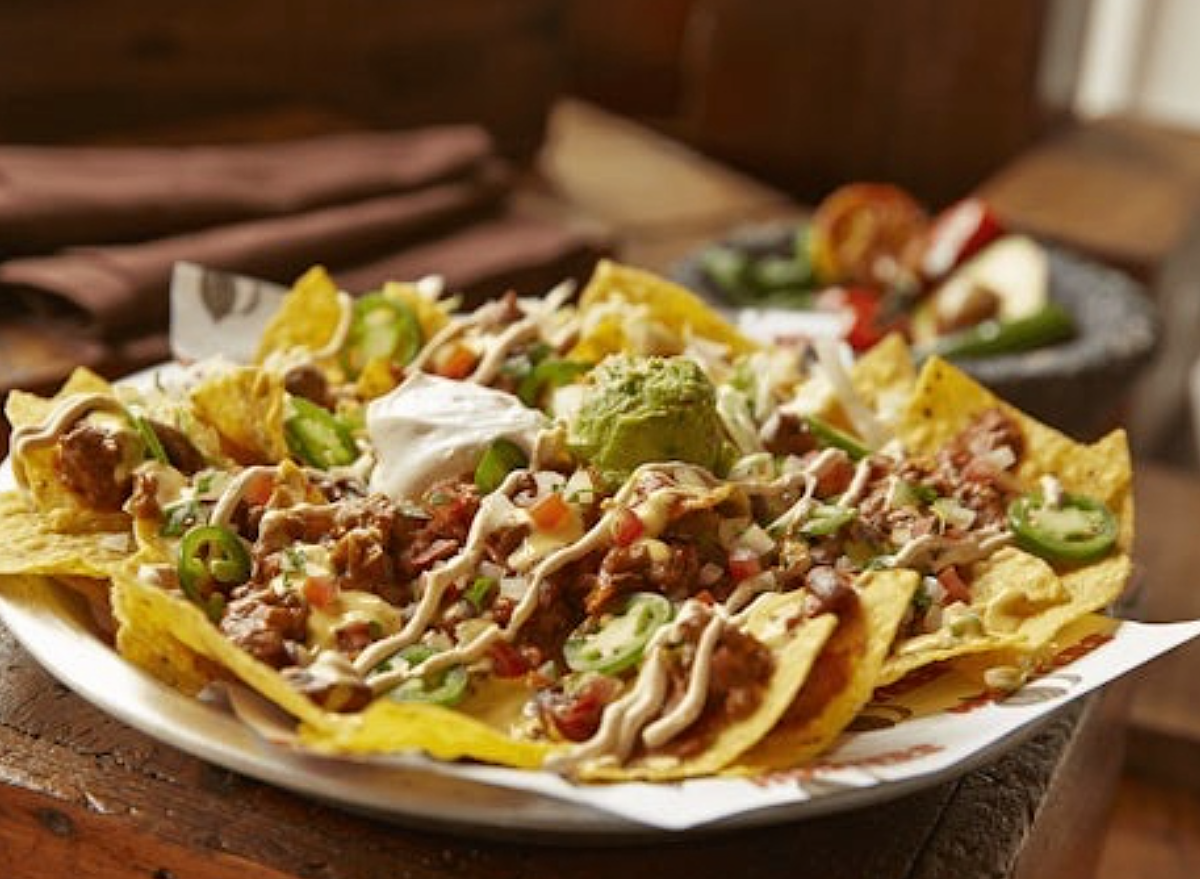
[920,197,1005,281]
[937,566,972,605]
[433,342,478,380]
[543,675,622,742]
[818,286,907,352]
[811,448,856,496]
[242,471,275,507]
[488,640,529,678]
[728,546,762,582]
[611,508,645,547]
[529,492,571,531]
[303,575,339,610]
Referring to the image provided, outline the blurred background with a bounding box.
[2,0,1199,465]
[1,4,1200,872]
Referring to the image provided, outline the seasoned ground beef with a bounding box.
[220,586,308,669]
[55,422,137,511]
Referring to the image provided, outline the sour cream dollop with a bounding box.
[366,373,547,501]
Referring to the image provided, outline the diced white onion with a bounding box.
[737,523,776,556]
[499,576,529,600]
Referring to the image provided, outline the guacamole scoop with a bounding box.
[568,355,728,481]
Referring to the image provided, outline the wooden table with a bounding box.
[0,99,1139,879]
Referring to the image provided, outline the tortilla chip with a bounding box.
[4,367,114,430]
[735,569,918,771]
[111,563,553,768]
[115,614,218,696]
[255,266,346,362]
[570,260,759,362]
[299,698,553,769]
[579,594,839,781]
[850,333,917,421]
[878,355,1134,684]
[189,365,289,463]
[4,370,132,533]
[0,492,131,577]
[785,332,916,439]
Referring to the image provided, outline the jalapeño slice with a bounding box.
[387,644,469,706]
[564,592,673,675]
[801,503,857,537]
[342,293,423,377]
[1007,492,1118,564]
[474,438,527,494]
[129,412,169,464]
[177,524,251,620]
[285,396,359,470]
[803,414,869,460]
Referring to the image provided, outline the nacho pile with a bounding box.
[0,259,1132,780]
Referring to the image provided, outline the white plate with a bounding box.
[3,376,1197,836]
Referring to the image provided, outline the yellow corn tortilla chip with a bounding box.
[579,595,839,781]
[255,266,346,362]
[570,260,759,362]
[189,365,289,463]
[299,699,553,770]
[897,356,1132,548]
[110,563,552,769]
[786,331,916,439]
[735,569,918,772]
[878,355,1134,684]
[4,369,131,533]
[850,332,918,419]
[0,492,131,577]
[4,367,113,430]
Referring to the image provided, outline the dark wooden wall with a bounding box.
[567,0,1094,207]
[0,0,1091,204]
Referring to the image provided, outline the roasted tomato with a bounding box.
[808,183,929,289]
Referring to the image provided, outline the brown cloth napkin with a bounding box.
[337,212,609,309]
[0,161,509,334]
[0,126,494,255]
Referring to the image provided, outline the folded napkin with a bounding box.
[0,161,509,334]
[0,126,494,255]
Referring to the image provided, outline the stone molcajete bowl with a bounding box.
[672,224,1160,440]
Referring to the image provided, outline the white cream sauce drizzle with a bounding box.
[466,282,576,387]
[546,600,724,771]
[355,462,723,699]
[889,529,1012,571]
[352,467,531,679]
[208,465,279,527]
[640,608,724,748]
[9,393,129,491]
[837,456,876,508]
[767,448,843,533]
